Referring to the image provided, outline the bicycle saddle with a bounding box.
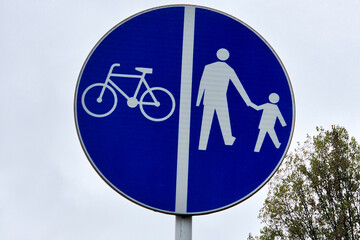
[135,67,153,74]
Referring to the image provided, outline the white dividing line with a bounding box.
[175,5,196,214]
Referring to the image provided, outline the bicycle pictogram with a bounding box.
[81,63,176,122]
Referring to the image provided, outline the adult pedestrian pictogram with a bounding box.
[74,5,295,216]
[196,48,252,150]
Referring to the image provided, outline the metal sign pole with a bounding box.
[175,215,192,240]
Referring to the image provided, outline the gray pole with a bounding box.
[175,215,192,240]
[175,6,195,240]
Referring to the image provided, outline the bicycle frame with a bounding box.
[81,63,176,121]
[97,63,158,106]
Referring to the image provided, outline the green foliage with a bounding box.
[247,233,259,240]
[255,126,360,240]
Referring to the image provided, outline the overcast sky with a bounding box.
[1,0,360,239]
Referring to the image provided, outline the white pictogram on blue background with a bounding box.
[75,5,295,215]
[81,63,175,121]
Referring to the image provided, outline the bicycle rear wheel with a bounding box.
[81,83,118,118]
[139,87,175,122]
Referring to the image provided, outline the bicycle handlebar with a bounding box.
[110,63,121,70]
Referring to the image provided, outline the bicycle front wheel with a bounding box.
[139,87,175,122]
[81,83,118,118]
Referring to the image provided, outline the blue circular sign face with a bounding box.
[74,5,295,215]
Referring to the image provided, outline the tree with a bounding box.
[256,126,360,240]
[247,233,259,240]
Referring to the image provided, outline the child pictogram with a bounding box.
[250,93,287,152]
